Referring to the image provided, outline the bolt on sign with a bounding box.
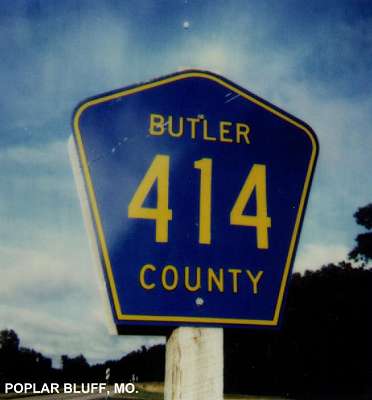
[71,70,318,333]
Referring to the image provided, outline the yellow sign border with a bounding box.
[73,70,318,327]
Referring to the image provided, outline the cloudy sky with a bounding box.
[1,0,371,366]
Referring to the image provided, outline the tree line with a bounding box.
[1,204,371,398]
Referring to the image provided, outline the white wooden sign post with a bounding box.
[165,327,223,400]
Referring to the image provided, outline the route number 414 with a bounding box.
[128,155,272,249]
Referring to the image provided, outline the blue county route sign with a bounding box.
[71,70,318,332]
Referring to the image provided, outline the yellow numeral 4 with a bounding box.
[230,164,272,249]
[128,155,172,243]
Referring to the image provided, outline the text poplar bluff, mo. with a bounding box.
[4,383,137,395]
[127,112,269,296]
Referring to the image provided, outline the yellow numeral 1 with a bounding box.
[194,158,212,244]
[128,155,172,242]
[230,164,272,249]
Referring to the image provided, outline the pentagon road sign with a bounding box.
[71,70,318,332]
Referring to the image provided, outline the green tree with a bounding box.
[0,329,20,353]
[349,203,372,264]
[61,354,90,382]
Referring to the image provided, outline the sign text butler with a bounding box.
[72,70,318,331]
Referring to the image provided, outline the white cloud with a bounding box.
[0,6,135,131]
[0,243,91,302]
[0,140,69,168]
[0,140,79,226]
[0,234,165,366]
[0,305,164,367]
[294,243,349,274]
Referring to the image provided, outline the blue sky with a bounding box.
[1,0,371,366]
